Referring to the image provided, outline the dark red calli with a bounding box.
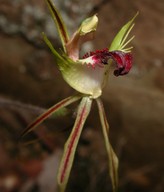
[109,51,133,76]
[82,49,133,76]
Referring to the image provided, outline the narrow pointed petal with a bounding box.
[45,0,69,51]
[109,12,138,51]
[42,32,70,71]
[96,98,119,192]
[58,97,92,192]
[42,32,64,62]
[20,95,82,138]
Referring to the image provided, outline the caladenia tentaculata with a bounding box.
[20,0,138,191]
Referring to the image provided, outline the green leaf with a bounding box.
[96,98,119,192]
[20,95,82,138]
[109,12,138,51]
[45,0,69,51]
[57,97,92,192]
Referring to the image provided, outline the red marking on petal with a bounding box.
[20,96,80,138]
[47,0,68,44]
[29,100,67,127]
[60,105,86,183]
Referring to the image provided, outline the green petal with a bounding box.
[20,95,81,138]
[45,0,69,51]
[57,97,92,192]
[109,12,138,51]
[96,98,119,192]
[42,32,69,71]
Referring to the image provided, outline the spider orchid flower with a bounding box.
[20,0,138,191]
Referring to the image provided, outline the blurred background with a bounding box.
[0,0,164,191]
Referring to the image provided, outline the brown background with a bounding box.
[0,0,164,191]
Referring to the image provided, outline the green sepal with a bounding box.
[20,95,82,138]
[42,32,69,71]
[109,12,138,51]
[96,98,119,192]
[45,0,69,51]
[57,97,92,192]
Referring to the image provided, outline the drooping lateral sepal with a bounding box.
[20,95,82,138]
[96,98,119,192]
[57,97,92,192]
[45,0,69,51]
